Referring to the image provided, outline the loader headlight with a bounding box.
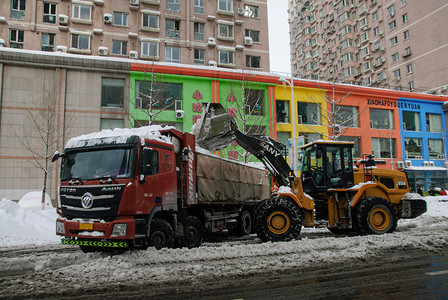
[111,224,127,237]
[56,221,65,234]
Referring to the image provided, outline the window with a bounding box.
[335,106,359,127]
[218,0,233,12]
[71,34,90,50]
[112,40,127,55]
[135,81,182,111]
[298,102,320,125]
[361,46,369,57]
[404,46,412,56]
[166,20,180,39]
[276,132,290,156]
[11,0,26,20]
[374,26,380,36]
[142,12,159,30]
[41,33,55,52]
[245,89,265,116]
[218,22,234,40]
[113,12,128,26]
[370,109,393,129]
[43,2,56,24]
[390,36,398,46]
[101,78,125,107]
[372,138,396,158]
[194,49,205,65]
[100,119,124,130]
[401,0,407,6]
[245,29,260,43]
[360,32,368,43]
[378,72,384,81]
[194,22,204,41]
[409,81,414,92]
[194,0,204,14]
[387,5,395,16]
[166,0,180,12]
[276,100,290,123]
[364,77,371,86]
[339,136,361,158]
[373,11,379,20]
[392,52,399,62]
[244,5,259,18]
[141,40,159,57]
[402,13,408,23]
[389,20,396,31]
[9,29,24,49]
[426,114,442,132]
[165,46,180,63]
[72,4,91,21]
[218,49,234,65]
[403,111,420,131]
[405,138,422,158]
[407,63,413,74]
[428,139,444,159]
[393,69,401,79]
[404,30,410,40]
[246,55,261,68]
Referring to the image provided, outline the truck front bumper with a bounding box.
[400,199,427,219]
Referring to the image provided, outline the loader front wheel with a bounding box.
[355,197,397,235]
[254,197,302,242]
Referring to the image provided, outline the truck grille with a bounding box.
[59,184,124,219]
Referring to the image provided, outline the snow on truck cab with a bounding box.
[53,126,270,252]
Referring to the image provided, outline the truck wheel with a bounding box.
[355,197,397,235]
[229,209,252,236]
[181,216,204,248]
[149,218,174,250]
[254,197,302,242]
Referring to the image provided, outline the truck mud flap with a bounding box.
[61,239,128,248]
[400,199,427,219]
[192,103,237,151]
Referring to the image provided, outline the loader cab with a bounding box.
[301,141,355,194]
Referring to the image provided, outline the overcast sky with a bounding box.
[267,0,291,75]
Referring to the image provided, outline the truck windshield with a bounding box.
[61,148,134,181]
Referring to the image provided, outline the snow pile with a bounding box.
[65,125,174,149]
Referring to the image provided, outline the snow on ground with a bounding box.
[1,193,448,295]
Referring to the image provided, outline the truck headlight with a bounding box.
[111,224,127,237]
[56,221,65,234]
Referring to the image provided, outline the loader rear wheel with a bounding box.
[149,218,174,250]
[181,216,204,249]
[254,197,302,242]
[355,197,397,235]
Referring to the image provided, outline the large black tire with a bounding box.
[355,197,397,235]
[254,197,303,242]
[228,209,252,236]
[149,218,174,250]
[181,216,204,248]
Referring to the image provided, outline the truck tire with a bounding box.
[228,209,252,236]
[355,197,397,235]
[181,216,204,248]
[254,197,302,242]
[149,218,174,250]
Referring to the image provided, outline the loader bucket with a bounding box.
[192,103,237,151]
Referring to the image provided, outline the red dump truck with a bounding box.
[53,126,270,252]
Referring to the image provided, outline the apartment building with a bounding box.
[0,0,269,70]
[288,0,448,95]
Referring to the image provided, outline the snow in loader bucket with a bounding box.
[192,103,237,151]
[61,239,128,248]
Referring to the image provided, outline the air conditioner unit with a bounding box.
[103,13,112,23]
[58,14,69,25]
[56,45,67,53]
[207,37,216,47]
[176,110,184,119]
[130,0,139,5]
[237,8,245,15]
[389,12,395,17]
[404,160,412,168]
[397,161,404,169]
[244,36,253,46]
[98,46,108,56]
[0,39,5,47]
[129,51,138,59]
[209,60,217,67]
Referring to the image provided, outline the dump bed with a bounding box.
[196,152,270,204]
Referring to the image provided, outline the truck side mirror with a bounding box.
[52,151,64,162]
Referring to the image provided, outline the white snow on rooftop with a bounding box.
[65,125,174,149]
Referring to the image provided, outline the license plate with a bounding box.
[79,223,93,230]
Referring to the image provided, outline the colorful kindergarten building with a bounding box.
[0,49,447,200]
